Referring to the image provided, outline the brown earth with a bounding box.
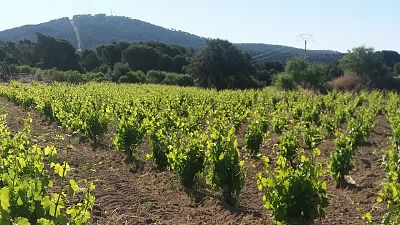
[0,97,390,225]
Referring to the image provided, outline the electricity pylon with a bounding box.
[298,34,313,56]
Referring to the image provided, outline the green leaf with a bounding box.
[0,187,10,211]
[69,179,79,194]
[37,218,54,225]
[14,217,31,225]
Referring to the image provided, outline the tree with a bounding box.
[172,55,188,72]
[327,61,343,80]
[254,61,284,85]
[378,50,400,68]
[394,62,400,76]
[186,39,256,89]
[96,42,129,67]
[80,50,100,72]
[273,57,328,90]
[112,62,130,82]
[339,46,385,78]
[34,33,81,71]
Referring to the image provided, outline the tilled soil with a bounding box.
[0,97,390,225]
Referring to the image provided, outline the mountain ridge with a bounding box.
[0,14,343,63]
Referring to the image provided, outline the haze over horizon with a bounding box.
[1,0,399,52]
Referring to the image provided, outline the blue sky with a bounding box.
[1,0,399,52]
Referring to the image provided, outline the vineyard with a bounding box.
[0,81,398,224]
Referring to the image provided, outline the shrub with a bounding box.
[65,70,84,84]
[372,75,400,91]
[162,72,194,86]
[16,65,35,74]
[83,72,107,82]
[330,75,364,91]
[43,69,67,82]
[119,71,146,83]
[112,62,130,82]
[273,72,296,90]
[146,70,166,83]
[146,70,194,86]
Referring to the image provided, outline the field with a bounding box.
[0,82,399,224]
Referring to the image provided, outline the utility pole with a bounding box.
[298,34,313,56]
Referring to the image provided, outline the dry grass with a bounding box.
[330,75,364,91]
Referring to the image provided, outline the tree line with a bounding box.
[0,32,399,91]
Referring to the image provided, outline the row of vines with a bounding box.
[0,81,398,224]
[0,113,95,225]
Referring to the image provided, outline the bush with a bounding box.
[16,65,35,74]
[43,69,67,82]
[119,71,146,83]
[272,57,328,90]
[176,74,194,86]
[330,75,364,91]
[162,72,194,86]
[146,70,194,86]
[372,75,400,91]
[83,72,107,82]
[65,70,84,84]
[273,72,296,90]
[146,70,166,83]
[112,62,130,82]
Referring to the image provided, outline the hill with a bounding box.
[0,14,342,63]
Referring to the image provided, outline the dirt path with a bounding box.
[0,97,389,225]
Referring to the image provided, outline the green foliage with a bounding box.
[186,39,256,90]
[301,123,322,150]
[119,70,146,83]
[376,93,400,224]
[64,71,84,84]
[273,72,296,90]
[278,129,300,164]
[113,115,145,161]
[257,152,328,225]
[162,72,194,86]
[112,62,130,81]
[271,103,288,134]
[244,114,268,157]
[122,44,174,73]
[339,46,385,79]
[0,115,95,224]
[329,93,380,183]
[146,70,166,83]
[148,121,174,170]
[16,65,35,74]
[0,80,388,218]
[206,120,245,204]
[80,50,101,72]
[167,131,206,188]
[0,61,13,81]
[35,33,82,71]
[329,133,355,182]
[43,69,67,82]
[273,57,328,90]
[394,62,400,76]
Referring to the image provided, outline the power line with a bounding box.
[255,47,297,62]
[252,45,291,59]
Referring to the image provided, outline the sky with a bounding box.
[1,0,399,52]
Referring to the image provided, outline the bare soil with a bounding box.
[0,98,389,225]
